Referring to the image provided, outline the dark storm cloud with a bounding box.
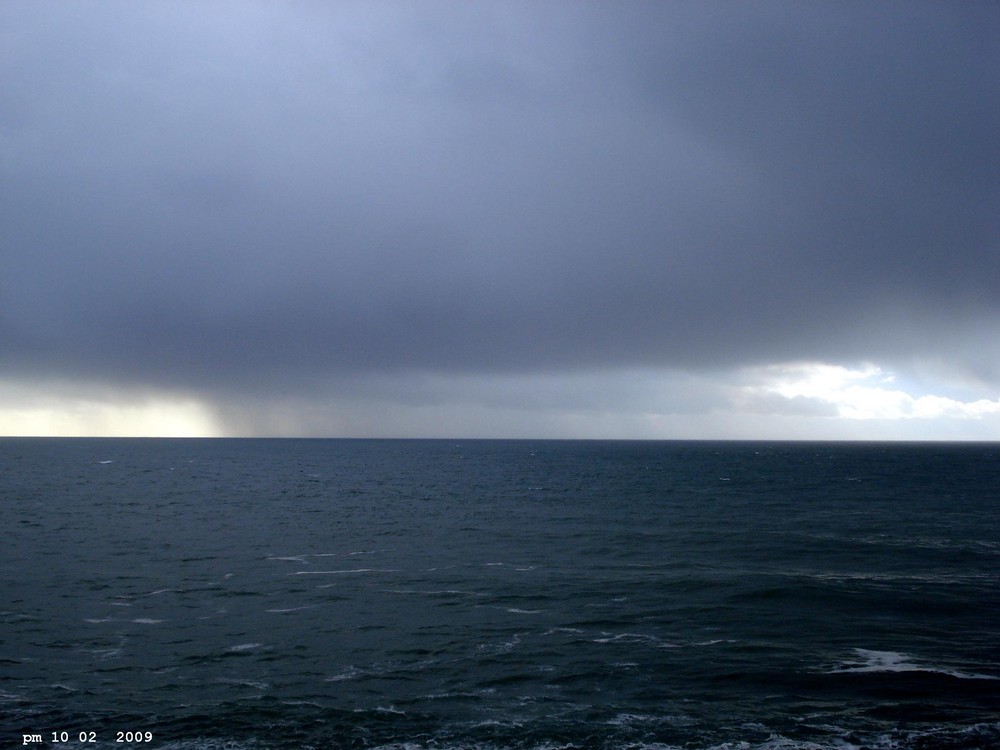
[2,1,997,399]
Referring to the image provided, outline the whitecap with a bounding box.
[593,632,677,648]
[471,718,525,729]
[131,618,164,624]
[694,639,738,646]
[829,649,999,680]
[386,588,483,597]
[310,550,382,557]
[225,643,263,653]
[290,568,397,575]
[325,665,366,682]
[607,712,692,727]
[746,738,837,750]
[84,646,123,659]
[477,634,521,653]
[158,742,343,750]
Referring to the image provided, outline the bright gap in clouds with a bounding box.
[743,363,1000,425]
[0,382,221,438]
[1,364,998,439]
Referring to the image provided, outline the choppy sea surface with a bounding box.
[2,438,999,750]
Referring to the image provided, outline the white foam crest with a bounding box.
[225,643,263,653]
[265,606,314,613]
[151,740,270,750]
[214,677,269,691]
[607,711,697,729]
[280,699,323,708]
[471,718,526,729]
[81,642,124,660]
[593,632,678,648]
[832,722,1000,750]
[325,671,359,682]
[325,665,367,682]
[131,618,164,624]
[385,588,485,597]
[483,561,534,570]
[371,705,406,715]
[733,740,830,750]
[290,568,398,575]
[829,649,1000,680]
[311,550,383,557]
[478,604,544,614]
[348,724,1000,750]
[477,633,522,654]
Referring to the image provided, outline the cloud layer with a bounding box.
[2,2,997,436]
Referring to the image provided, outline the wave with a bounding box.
[592,632,678,649]
[224,643,264,653]
[288,568,399,575]
[127,719,1000,750]
[829,648,1000,681]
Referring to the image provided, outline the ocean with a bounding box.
[2,438,998,749]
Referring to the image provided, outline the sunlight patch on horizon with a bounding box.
[749,362,1000,421]
[0,382,220,437]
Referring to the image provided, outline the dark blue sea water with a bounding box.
[2,439,999,749]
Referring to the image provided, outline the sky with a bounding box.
[1,1,998,439]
